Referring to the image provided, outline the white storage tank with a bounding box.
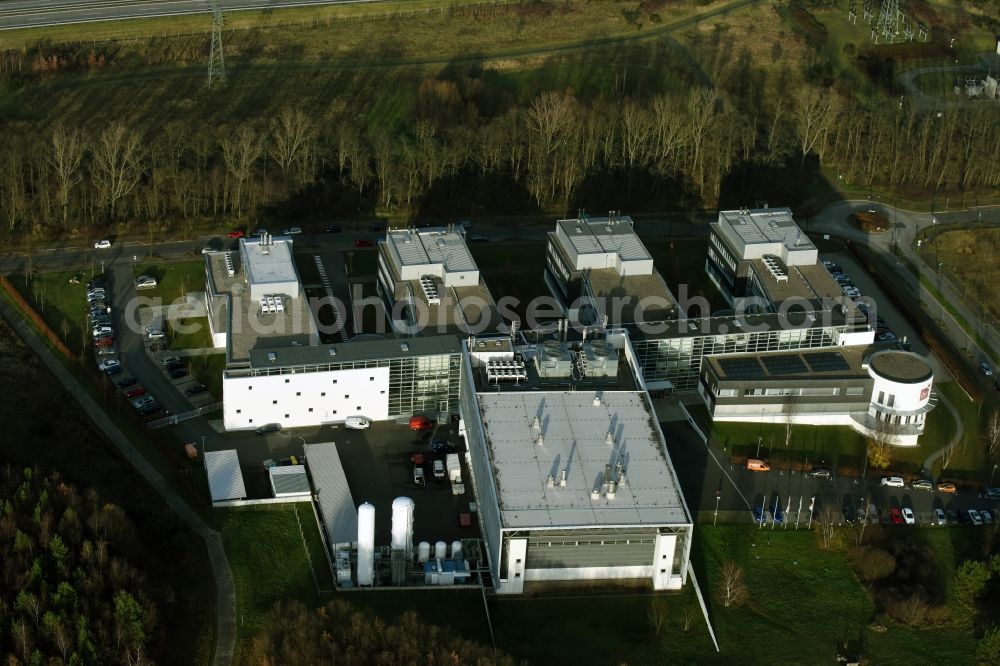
[390,497,415,554]
[417,541,431,563]
[435,540,447,560]
[451,540,462,559]
[357,503,376,586]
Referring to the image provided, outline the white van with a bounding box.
[344,416,371,430]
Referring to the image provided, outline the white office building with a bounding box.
[460,336,692,594]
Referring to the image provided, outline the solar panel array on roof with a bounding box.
[761,354,808,376]
[805,352,851,373]
[718,357,765,379]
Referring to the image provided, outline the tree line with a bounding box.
[0,467,157,666]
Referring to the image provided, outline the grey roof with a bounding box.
[204,450,247,502]
[241,236,299,286]
[718,208,816,252]
[476,391,690,529]
[304,443,357,547]
[556,216,651,262]
[386,227,478,272]
[269,465,311,497]
[247,334,461,369]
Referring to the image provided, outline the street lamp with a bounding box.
[714,490,720,526]
[937,262,944,294]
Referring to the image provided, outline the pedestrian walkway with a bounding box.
[0,299,236,666]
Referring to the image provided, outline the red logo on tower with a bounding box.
[919,386,929,400]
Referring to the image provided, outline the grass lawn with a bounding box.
[187,352,227,400]
[167,317,214,350]
[8,269,93,356]
[217,504,332,658]
[345,249,378,278]
[134,260,208,306]
[933,381,988,478]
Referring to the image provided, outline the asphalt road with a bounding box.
[0,0,374,30]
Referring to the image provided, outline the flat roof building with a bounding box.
[204,449,247,504]
[377,227,500,335]
[304,442,358,550]
[460,335,692,594]
[545,214,676,326]
[205,234,319,362]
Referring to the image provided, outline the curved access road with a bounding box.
[0,0,377,30]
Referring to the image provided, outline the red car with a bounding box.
[888,507,904,525]
[94,336,115,348]
[354,239,374,248]
[124,386,146,399]
[409,415,433,431]
[226,229,245,239]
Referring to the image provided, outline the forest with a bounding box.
[0,0,997,240]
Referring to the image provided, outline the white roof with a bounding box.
[204,450,247,503]
[303,442,357,547]
[268,465,311,497]
[556,217,651,263]
[241,236,299,286]
[717,208,816,253]
[476,391,689,529]
[386,228,477,272]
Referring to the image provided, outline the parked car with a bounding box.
[409,415,433,431]
[184,385,208,397]
[165,361,185,372]
[984,487,1000,499]
[911,479,934,491]
[413,466,426,486]
[344,416,371,430]
[94,336,115,348]
[842,505,856,524]
[137,402,161,417]
[115,377,137,389]
[746,458,770,472]
[946,509,961,525]
[98,359,120,373]
[169,368,188,380]
[93,239,112,249]
[255,423,282,435]
[146,328,166,340]
[752,506,766,524]
[981,510,994,525]
[283,226,302,235]
[888,507,904,525]
[134,276,157,289]
[226,229,245,238]
[968,509,984,526]
[324,225,342,233]
[432,459,446,480]
[131,395,155,410]
[354,239,374,248]
[933,508,947,526]
[880,476,905,488]
[429,438,455,454]
[160,354,181,366]
[937,481,958,494]
[468,234,489,243]
[902,507,915,525]
[981,362,994,377]
[810,467,832,479]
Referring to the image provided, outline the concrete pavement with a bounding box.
[0,296,236,666]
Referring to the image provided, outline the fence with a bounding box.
[0,275,74,361]
[146,401,222,429]
[211,495,309,508]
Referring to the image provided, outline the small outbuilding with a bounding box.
[204,449,247,503]
[268,465,311,498]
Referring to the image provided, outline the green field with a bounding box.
[9,270,93,356]
[134,260,207,305]
[217,504,334,657]
[188,352,227,400]
[167,316,214,350]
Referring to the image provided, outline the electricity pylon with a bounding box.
[208,0,226,87]
[873,0,902,44]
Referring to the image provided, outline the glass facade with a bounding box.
[632,325,842,391]
[389,353,463,417]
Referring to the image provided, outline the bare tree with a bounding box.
[941,438,958,470]
[986,411,1000,455]
[49,124,85,232]
[270,107,316,188]
[90,122,144,222]
[867,418,899,470]
[717,560,748,608]
[647,596,669,635]
[793,85,840,168]
[817,505,839,550]
[220,125,264,219]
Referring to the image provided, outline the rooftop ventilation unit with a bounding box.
[419,276,441,305]
[328,347,336,357]
[762,254,788,282]
[267,351,277,363]
[224,253,235,277]
[400,342,409,352]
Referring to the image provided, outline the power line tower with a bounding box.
[207,0,226,87]
[873,0,902,44]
